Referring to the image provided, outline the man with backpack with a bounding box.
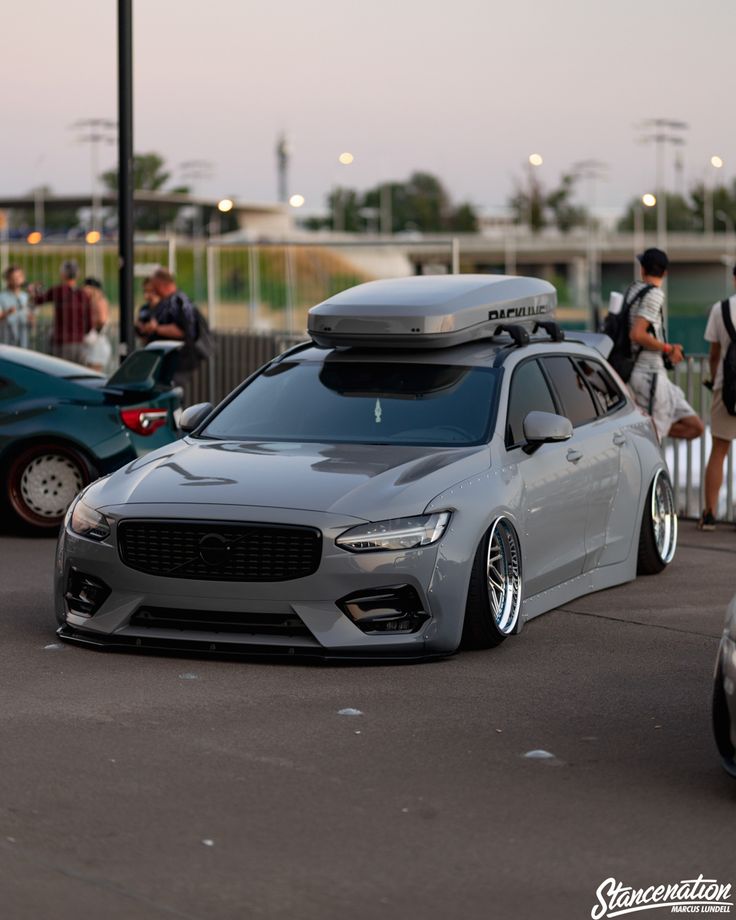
[138,268,211,387]
[606,248,702,444]
[699,265,736,530]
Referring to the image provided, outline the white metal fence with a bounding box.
[4,236,733,521]
[0,237,458,335]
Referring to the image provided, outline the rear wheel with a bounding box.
[7,443,90,531]
[462,517,522,649]
[637,470,677,575]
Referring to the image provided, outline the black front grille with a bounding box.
[118,520,322,581]
[130,607,312,637]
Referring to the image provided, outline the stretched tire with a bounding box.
[713,660,736,777]
[462,517,522,649]
[637,469,677,575]
[6,442,90,531]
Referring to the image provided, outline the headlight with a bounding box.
[336,512,451,553]
[70,499,111,541]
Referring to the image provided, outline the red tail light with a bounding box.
[120,407,168,436]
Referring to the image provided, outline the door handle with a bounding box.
[613,432,626,446]
[566,448,583,463]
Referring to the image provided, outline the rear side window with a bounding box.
[576,357,625,414]
[541,356,599,427]
[506,359,556,447]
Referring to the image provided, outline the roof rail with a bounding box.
[272,339,318,364]
[532,320,565,343]
[494,324,530,347]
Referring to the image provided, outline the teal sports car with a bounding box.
[0,341,183,531]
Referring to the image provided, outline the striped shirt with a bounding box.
[626,281,666,373]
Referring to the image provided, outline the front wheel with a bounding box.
[6,443,90,531]
[462,517,523,649]
[637,469,677,575]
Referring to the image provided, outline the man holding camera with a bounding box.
[627,248,703,443]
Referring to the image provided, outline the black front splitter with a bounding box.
[56,625,450,665]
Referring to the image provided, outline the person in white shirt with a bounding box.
[700,266,736,530]
[627,248,703,442]
[0,265,34,347]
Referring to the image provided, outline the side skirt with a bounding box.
[520,556,638,623]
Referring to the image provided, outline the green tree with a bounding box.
[618,193,699,232]
[362,172,478,233]
[509,171,587,233]
[101,152,190,231]
[689,182,736,232]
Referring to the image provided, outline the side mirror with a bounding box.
[522,411,573,454]
[179,402,213,434]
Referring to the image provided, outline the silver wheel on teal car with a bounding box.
[7,443,90,530]
[637,470,677,574]
[463,517,523,648]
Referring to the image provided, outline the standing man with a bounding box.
[0,265,34,347]
[137,268,200,385]
[699,266,736,530]
[628,248,703,443]
[30,260,91,363]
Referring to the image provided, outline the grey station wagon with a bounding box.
[55,275,676,659]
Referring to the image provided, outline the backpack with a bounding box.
[192,306,214,361]
[169,292,213,369]
[720,298,736,416]
[601,283,654,382]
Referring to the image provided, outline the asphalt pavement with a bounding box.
[0,520,734,920]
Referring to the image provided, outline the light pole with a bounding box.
[73,118,116,278]
[634,194,657,278]
[639,119,688,251]
[332,151,354,232]
[180,159,214,303]
[527,153,543,232]
[117,0,134,357]
[716,210,735,291]
[572,159,608,328]
[705,155,724,235]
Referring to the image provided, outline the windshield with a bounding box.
[201,360,500,446]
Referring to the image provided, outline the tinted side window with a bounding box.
[506,359,556,447]
[542,356,599,427]
[576,358,624,414]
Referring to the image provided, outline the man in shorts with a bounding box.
[627,248,703,444]
[699,266,736,530]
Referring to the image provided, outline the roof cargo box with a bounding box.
[308,275,557,349]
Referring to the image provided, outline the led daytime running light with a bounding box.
[336,512,450,552]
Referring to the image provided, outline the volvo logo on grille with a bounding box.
[198,533,232,566]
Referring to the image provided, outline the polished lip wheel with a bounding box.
[652,469,677,564]
[20,453,84,518]
[486,518,522,634]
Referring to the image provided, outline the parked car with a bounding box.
[0,341,183,530]
[712,594,736,776]
[55,275,676,660]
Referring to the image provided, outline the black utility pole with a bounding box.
[117,0,135,357]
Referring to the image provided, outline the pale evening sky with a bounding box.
[3,0,735,216]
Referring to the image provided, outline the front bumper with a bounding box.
[55,503,472,659]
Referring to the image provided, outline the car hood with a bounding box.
[91,438,491,521]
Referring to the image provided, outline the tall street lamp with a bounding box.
[572,159,608,327]
[639,119,688,251]
[117,0,135,357]
[333,152,354,232]
[716,209,735,290]
[634,193,657,277]
[705,155,724,235]
[527,153,543,231]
